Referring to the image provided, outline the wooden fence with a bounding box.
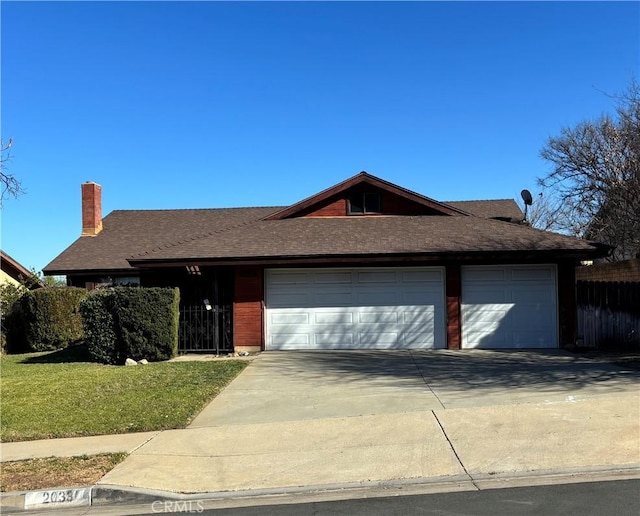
[576,281,640,349]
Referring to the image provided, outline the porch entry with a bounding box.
[177,267,234,354]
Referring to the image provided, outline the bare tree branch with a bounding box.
[537,79,640,262]
[1,138,24,205]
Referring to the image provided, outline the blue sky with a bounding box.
[1,1,638,273]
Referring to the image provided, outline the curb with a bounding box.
[2,465,639,513]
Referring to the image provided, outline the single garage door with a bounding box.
[265,267,445,350]
[461,264,558,349]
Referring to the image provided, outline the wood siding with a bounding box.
[445,264,462,349]
[380,191,445,216]
[298,189,446,217]
[298,197,347,217]
[234,265,264,349]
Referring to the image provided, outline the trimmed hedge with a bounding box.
[0,282,28,354]
[79,291,119,364]
[20,288,88,352]
[1,300,26,354]
[80,287,180,364]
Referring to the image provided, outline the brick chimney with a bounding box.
[81,182,103,236]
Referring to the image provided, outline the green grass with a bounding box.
[0,347,248,442]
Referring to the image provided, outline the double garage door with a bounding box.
[265,267,446,350]
[265,265,558,350]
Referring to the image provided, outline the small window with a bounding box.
[349,192,381,215]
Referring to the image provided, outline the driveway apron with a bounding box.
[189,351,445,427]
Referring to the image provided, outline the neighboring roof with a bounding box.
[43,174,609,275]
[1,250,44,287]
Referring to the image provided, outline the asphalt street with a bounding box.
[201,479,640,516]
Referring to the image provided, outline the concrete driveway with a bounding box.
[98,350,640,495]
[189,349,640,426]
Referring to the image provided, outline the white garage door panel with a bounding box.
[402,269,443,282]
[359,311,397,324]
[511,267,553,281]
[276,334,310,347]
[463,287,507,304]
[403,308,435,325]
[464,306,512,325]
[315,333,355,346]
[464,268,506,282]
[512,309,554,326]
[357,291,398,305]
[266,267,445,350]
[267,292,310,307]
[465,331,504,348]
[315,271,352,284]
[511,289,553,303]
[316,312,353,324]
[461,265,557,349]
[404,332,435,346]
[358,271,396,283]
[271,313,310,325]
[269,271,311,285]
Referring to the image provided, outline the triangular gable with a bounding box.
[262,171,470,220]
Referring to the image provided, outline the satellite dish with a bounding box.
[520,189,533,223]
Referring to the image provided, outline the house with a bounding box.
[1,250,43,289]
[43,172,610,353]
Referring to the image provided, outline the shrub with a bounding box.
[80,287,180,364]
[2,300,28,354]
[20,288,88,352]
[79,291,121,365]
[0,282,28,354]
[113,287,180,362]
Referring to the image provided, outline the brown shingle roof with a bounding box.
[44,202,607,274]
[44,207,280,273]
[444,199,523,220]
[129,215,606,264]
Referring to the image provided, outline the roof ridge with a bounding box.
[111,205,284,214]
[444,198,517,203]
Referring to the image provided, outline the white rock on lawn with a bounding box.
[125,358,138,366]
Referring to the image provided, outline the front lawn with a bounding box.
[0,348,248,442]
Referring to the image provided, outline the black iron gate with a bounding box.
[179,305,233,353]
[177,268,234,354]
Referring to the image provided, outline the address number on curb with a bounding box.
[24,487,91,508]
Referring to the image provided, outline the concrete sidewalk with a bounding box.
[1,350,639,506]
[0,432,159,463]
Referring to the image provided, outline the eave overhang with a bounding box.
[125,245,612,269]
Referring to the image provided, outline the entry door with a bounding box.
[265,267,446,350]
